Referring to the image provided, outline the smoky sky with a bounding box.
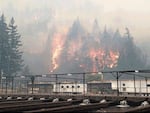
[0,0,150,53]
[1,0,150,73]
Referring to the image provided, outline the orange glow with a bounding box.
[88,48,119,71]
[88,48,105,71]
[49,27,120,73]
[50,31,67,72]
[108,51,119,68]
[67,38,82,59]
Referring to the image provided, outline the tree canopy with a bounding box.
[0,14,23,77]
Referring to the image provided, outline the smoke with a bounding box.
[1,0,150,74]
[46,19,147,74]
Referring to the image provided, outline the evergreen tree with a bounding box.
[92,19,101,36]
[8,17,23,76]
[0,14,10,76]
[117,28,146,70]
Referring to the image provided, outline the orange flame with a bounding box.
[67,38,82,60]
[50,31,67,72]
[49,27,120,72]
[88,48,119,71]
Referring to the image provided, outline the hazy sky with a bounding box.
[0,0,150,53]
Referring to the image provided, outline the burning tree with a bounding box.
[48,19,147,73]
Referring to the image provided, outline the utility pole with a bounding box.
[145,77,148,96]
[55,74,58,94]
[116,72,119,96]
[133,75,136,96]
[11,77,14,94]
[83,73,86,96]
[5,76,8,94]
[31,76,35,94]
[0,70,3,90]
[116,72,122,96]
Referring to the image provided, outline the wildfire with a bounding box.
[88,48,119,71]
[49,21,121,73]
[50,32,120,72]
[50,32,67,72]
[67,38,82,60]
[88,49,104,71]
[108,51,119,68]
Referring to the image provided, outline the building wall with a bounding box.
[110,80,150,94]
[87,83,112,94]
[53,83,87,94]
[27,80,150,94]
[28,83,53,94]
